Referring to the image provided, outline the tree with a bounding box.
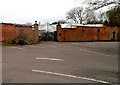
[82,0,119,10]
[82,0,120,24]
[51,20,67,25]
[83,9,97,24]
[25,22,32,26]
[66,7,84,24]
[105,5,120,26]
[66,0,120,25]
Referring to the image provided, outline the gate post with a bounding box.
[34,21,39,43]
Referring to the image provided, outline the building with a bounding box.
[0,21,39,44]
[57,24,120,42]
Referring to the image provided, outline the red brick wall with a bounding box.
[19,28,34,41]
[57,25,119,42]
[2,24,20,43]
[1,23,39,44]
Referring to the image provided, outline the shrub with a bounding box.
[18,39,27,45]
[8,39,17,44]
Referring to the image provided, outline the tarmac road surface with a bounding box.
[2,42,119,84]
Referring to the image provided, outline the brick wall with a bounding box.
[57,24,119,42]
[1,23,39,44]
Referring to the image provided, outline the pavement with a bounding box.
[2,42,119,84]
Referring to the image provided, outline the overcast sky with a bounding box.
[0,0,83,24]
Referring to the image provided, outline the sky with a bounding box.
[0,0,80,24]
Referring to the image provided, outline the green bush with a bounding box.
[8,39,17,44]
[18,39,27,45]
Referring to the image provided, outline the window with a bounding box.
[82,29,85,32]
[97,29,100,32]
[59,33,61,36]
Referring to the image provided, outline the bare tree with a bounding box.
[66,0,120,25]
[82,0,120,24]
[83,9,97,24]
[25,22,32,26]
[83,0,119,10]
[66,7,84,24]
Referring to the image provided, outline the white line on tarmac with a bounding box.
[32,69,109,84]
[36,57,64,61]
[79,49,110,57]
[10,47,26,50]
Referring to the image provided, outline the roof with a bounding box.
[14,24,32,28]
[77,24,103,27]
[61,24,103,28]
[61,24,77,28]
[0,22,13,25]
[1,22,32,28]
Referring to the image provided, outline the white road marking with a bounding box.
[79,49,110,56]
[72,43,110,56]
[36,57,64,61]
[10,47,26,50]
[32,69,109,84]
